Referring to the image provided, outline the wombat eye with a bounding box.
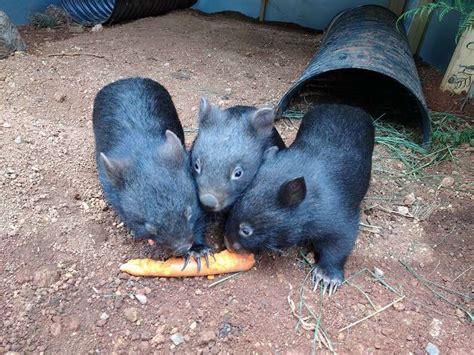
[239,223,253,238]
[232,166,243,180]
[194,159,201,174]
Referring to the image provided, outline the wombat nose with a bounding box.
[199,193,220,210]
[224,237,242,252]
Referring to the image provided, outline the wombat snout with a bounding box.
[199,192,227,211]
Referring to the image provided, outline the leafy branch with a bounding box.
[397,0,474,42]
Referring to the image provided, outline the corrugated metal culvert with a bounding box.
[277,5,431,146]
[61,0,197,26]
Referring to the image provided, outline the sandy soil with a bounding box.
[0,9,472,354]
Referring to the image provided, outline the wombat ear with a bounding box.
[250,107,275,136]
[198,97,212,124]
[263,146,279,161]
[159,130,186,167]
[278,177,306,207]
[100,152,129,186]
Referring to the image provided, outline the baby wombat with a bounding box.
[191,98,285,212]
[93,77,208,259]
[225,104,375,295]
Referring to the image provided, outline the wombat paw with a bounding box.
[311,267,342,297]
[181,244,214,272]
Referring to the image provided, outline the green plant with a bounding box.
[30,12,58,29]
[398,0,474,42]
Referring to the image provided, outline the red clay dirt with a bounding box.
[1,10,472,354]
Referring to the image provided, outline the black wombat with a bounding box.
[191,98,285,212]
[225,104,375,295]
[93,77,208,260]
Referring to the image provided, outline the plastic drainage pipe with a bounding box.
[61,0,197,26]
[276,5,431,146]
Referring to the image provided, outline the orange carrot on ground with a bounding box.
[120,250,255,277]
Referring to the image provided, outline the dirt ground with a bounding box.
[1,9,472,355]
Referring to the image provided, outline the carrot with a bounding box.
[120,250,255,277]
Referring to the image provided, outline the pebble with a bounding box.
[91,24,103,32]
[189,321,197,330]
[14,136,22,144]
[440,176,454,187]
[429,318,442,337]
[393,302,405,311]
[69,25,84,33]
[3,122,12,128]
[96,319,107,327]
[455,309,465,319]
[170,333,184,346]
[138,341,150,351]
[140,332,153,341]
[397,206,410,216]
[373,267,384,278]
[151,334,165,345]
[124,307,139,322]
[224,88,232,95]
[426,342,440,355]
[100,312,109,321]
[403,192,416,206]
[135,294,147,305]
[195,289,203,295]
[50,323,61,336]
[53,92,66,103]
[67,317,80,331]
[33,266,60,288]
[198,330,216,345]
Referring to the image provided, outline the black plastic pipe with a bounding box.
[277,5,431,145]
[61,0,197,26]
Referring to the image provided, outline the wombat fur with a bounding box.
[93,77,208,258]
[191,98,285,212]
[225,104,375,295]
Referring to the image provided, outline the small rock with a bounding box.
[198,330,216,345]
[403,192,416,206]
[455,309,465,319]
[96,319,107,327]
[69,25,84,33]
[135,294,147,305]
[14,136,22,144]
[151,334,165,345]
[100,312,109,321]
[3,122,12,128]
[50,323,61,336]
[140,332,153,341]
[124,307,139,322]
[170,333,184,346]
[138,341,150,352]
[429,318,442,337]
[373,267,384,278]
[53,92,66,103]
[67,317,80,331]
[393,302,405,311]
[91,24,103,32]
[33,266,60,287]
[397,206,410,215]
[224,88,232,96]
[440,176,454,188]
[195,289,203,295]
[218,322,232,338]
[426,342,440,355]
[189,321,197,330]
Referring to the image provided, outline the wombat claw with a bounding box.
[181,245,214,272]
[312,268,342,297]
